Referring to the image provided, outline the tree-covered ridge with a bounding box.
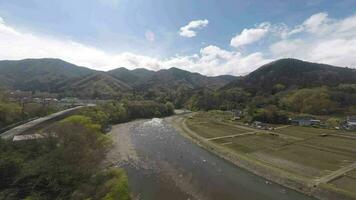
[108,67,155,85]
[0,58,234,99]
[58,73,132,99]
[0,58,94,92]
[224,58,356,94]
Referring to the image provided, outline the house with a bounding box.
[291,118,320,126]
[345,116,356,130]
[252,121,268,129]
[231,109,243,120]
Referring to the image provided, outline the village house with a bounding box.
[231,109,243,120]
[291,118,321,126]
[345,116,356,130]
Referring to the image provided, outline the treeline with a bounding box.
[80,100,174,129]
[181,84,356,124]
[0,90,61,129]
[0,115,130,200]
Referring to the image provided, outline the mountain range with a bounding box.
[0,58,234,98]
[0,58,355,98]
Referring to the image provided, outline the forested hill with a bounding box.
[224,58,356,93]
[134,67,233,92]
[0,58,234,98]
[108,67,155,85]
[0,58,94,92]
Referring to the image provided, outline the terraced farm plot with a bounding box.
[186,120,249,139]
[346,169,356,179]
[183,112,356,198]
[329,176,356,193]
[221,134,297,153]
[303,136,356,157]
[255,144,355,178]
[275,126,339,139]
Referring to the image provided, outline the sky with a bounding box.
[0,0,356,76]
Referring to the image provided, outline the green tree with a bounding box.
[0,102,22,127]
[165,102,175,115]
[281,87,337,115]
[326,118,342,128]
[251,105,289,124]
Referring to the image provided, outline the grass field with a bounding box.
[329,176,356,194]
[186,117,249,138]
[346,169,356,179]
[184,111,356,198]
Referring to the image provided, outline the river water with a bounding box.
[114,118,316,200]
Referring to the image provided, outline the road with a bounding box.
[0,106,83,140]
[314,162,356,186]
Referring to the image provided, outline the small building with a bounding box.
[231,109,243,120]
[291,118,320,126]
[13,134,45,141]
[252,121,266,129]
[345,116,356,130]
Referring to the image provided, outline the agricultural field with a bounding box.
[184,111,356,197]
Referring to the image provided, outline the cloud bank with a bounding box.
[230,24,269,48]
[0,12,355,76]
[179,19,209,38]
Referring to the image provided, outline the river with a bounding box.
[107,117,316,200]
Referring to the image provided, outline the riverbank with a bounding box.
[169,114,356,200]
[106,117,316,200]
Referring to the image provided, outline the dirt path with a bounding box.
[206,131,257,141]
[313,162,356,186]
[1,106,83,140]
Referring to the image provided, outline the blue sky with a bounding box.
[0,0,356,75]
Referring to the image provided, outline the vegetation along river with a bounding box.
[106,117,317,200]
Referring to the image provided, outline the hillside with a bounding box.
[135,67,232,92]
[108,67,155,85]
[0,58,94,92]
[224,58,356,93]
[0,58,235,99]
[57,73,132,99]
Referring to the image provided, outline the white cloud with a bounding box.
[0,17,270,76]
[0,18,160,71]
[288,12,330,36]
[1,12,356,78]
[179,19,209,38]
[161,46,271,76]
[309,38,356,67]
[270,12,356,68]
[269,39,305,58]
[230,24,269,48]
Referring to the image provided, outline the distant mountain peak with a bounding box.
[224,58,356,93]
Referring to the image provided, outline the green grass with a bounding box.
[261,144,354,178]
[186,120,248,139]
[275,126,338,139]
[346,169,356,179]
[226,134,295,152]
[304,136,356,157]
[185,111,356,192]
[329,176,356,194]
